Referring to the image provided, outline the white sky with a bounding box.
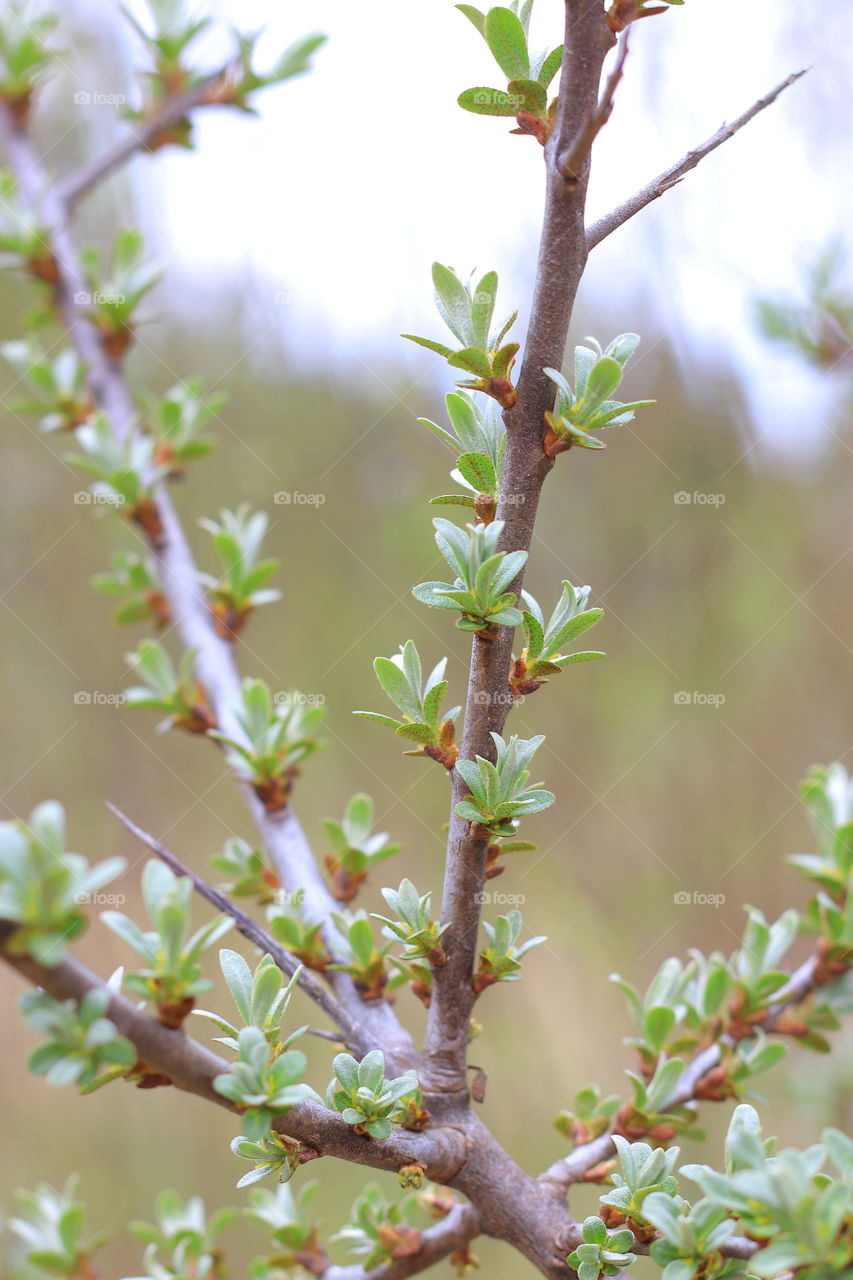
[71,0,850,451]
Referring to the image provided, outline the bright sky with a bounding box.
[73,0,850,452]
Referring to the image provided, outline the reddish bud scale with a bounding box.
[325,856,367,904]
[99,324,135,359]
[211,599,252,641]
[156,993,195,1029]
[28,249,60,284]
[130,497,165,545]
[487,377,517,408]
[411,980,432,1008]
[175,690,216,735]
[474,493,497,524]
[146,589,171,628]
[512,111,550,146]
[128,1058,173,1089]
[543,426,573,460]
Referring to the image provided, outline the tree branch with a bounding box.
[105,802,364,1047]
[0,921,460,1179]
[57,66,237,208]
[421,0,616,1095]
[558,33,630,182]
[323,1204,479,1280]
[586,70,807,249]
[538,950,838,1191]
[0,100,417,1072]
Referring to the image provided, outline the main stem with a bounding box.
[422,0,616,1094]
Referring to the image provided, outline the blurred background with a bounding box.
[0,0,851,1275]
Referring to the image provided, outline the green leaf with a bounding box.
[483,7,529,80]
[456,4,486,34]
[456,451,497,494]
[448,347,493,378]
[432,263,473,347]
[457,87,521,116]
[506,78,547,114]
[537,45,563,88]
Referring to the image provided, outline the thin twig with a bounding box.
[57,65,236,207]
[558,33,630,182]
[323,1204,479,1280]
[0,921,454,1176]
[106,802,355,1042]
[586,70,807,248]
[539,950,829,1190]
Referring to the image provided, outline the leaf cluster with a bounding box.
[102,860,231,1025]
[0,800,125,964]
[403,263,519,406]
[414,518,527,633]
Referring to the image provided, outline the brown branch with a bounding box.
[539,950,839,1190]
[0,99,417,1074]
[323,1204,479,1280]
[586,70,807,249]
[0,920,460,1179]
[105,802,362,1048]
[558,33,630,182]
[421,0,616,1096]
[57,65,238,208]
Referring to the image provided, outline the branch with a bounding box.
[57,66,236,208]
[0,100,417,1072]
[421,0,616,1095]
[323,1204,479,1280]
[586,70,807,249]
[539,950,837,1190]
[105,802,362,1046]
[558,33,630,182]
[0,921,460,1179]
